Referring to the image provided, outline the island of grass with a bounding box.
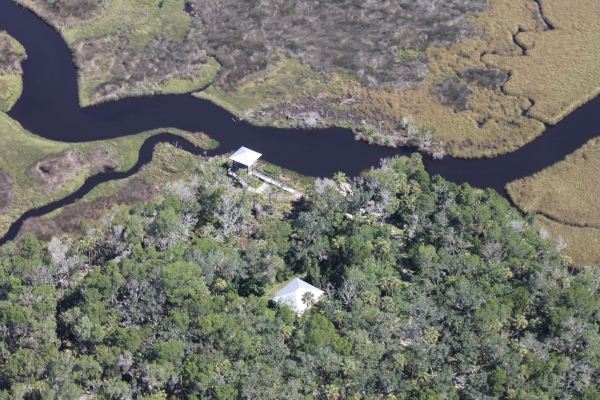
[17,0,220,106]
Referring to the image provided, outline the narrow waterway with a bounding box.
[0,0,599,244]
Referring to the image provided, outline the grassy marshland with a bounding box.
[0,110,216,238]
[14,0,600,158]
[0,32,25,111]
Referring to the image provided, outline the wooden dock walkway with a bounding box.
[227,169,249,187]
[252,169,296,193]
[228,167,296,194]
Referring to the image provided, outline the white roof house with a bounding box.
[272,278,324,314]
[229,146,262,168]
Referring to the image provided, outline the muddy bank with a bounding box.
[28,147,118,193]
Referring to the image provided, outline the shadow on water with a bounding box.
[0,0,599,244]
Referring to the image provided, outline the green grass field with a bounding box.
[0,74,22,112]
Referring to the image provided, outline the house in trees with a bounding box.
[229,146,262,173]
[272,278,324,314]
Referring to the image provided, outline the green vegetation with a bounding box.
[195,55,354,118]
[1,153,597,398]
[0,108,217,238]
[61,0,191,47]
[0,74,22,112]
[397,49,424,61]
[0,32,26,111]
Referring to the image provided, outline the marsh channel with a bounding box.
[0,0,599,243]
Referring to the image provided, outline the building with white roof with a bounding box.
[229,146,262,172]
[271,278,324,314]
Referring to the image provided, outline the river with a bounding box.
[0,0,599,244]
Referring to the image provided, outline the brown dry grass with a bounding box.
[507,136,600,267]
[536,215,600,268]
[486,0,600,125]
[197,0,600,158]
[507,137,600,228]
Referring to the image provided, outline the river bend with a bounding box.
[0,0,599,243]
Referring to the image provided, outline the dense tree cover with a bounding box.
[1,154,599,399]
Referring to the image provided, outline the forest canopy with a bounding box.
[1,154,599,399]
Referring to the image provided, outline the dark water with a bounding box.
[0,0,599,244]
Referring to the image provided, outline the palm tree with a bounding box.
[333,171,347,185]
[301,291,315,307]
[331,236,346,252]
[212,279,228,293]
[374,237,391,258]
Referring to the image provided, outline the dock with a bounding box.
[252,168,295,193]
[228,146,296,194]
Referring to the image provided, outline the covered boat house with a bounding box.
[229,146,262,173]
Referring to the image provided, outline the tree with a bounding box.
[333,171,347,185]
[301,291,315,307]
[212,279,227,293]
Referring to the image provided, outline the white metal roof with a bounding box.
[272,278,324,314]
[229,146,262,167]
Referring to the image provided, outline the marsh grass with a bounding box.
[0,74,22,112]
[59,0,213,106]
[17,142,207,240]
[198,0,600,158]
[15,0,109,29]
[507,137,600,228]
[194,0,552,158]
[195,56,354,116]
[62,0,191,47]
[535,215,600,268]
[485,0,600,125]
[0,32,25,111]
[506,137,600,267]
